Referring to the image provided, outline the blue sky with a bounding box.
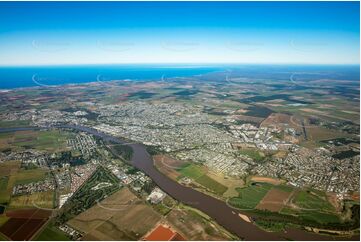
[0,1,359,65]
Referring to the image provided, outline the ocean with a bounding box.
[0,64,359,89]
[0,64,223,89]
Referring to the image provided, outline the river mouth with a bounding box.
[0,125,359,241]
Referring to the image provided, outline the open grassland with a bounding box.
[238,149,265,162]
[206,172,244,198]
[1,168,48,205]
[178,163,228,196]
[195,174,227,195]
[178,163,205,179]
[0,177,10,204]
[0,120,30,128]
[292,190,336,212]
[9,191,54,209]
[228,183,274,209]
[0,130,72,153]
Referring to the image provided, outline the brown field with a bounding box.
[68,187,138,233]
[250,176,283,185]
[256,188,292,212]
[153,155,185,180]
[69,187,161,241]
[166,208,233,241]
[305,126,351,142]
[0,160,21,177]
[5,208,51,219]
[0,208,50,240]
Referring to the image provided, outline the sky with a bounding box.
[0,1,359,66]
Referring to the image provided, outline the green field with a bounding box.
[35,224,70,241]
[13,130,71,152]
[238,149,265,162]
[11,168,48,185]
[0,177,9,204]
[293,190,335,212]
[195,174,227,195]
[178,163,205,179]
[0,120,30,128]
[228,183,273,209]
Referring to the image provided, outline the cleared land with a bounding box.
[153,155,184,180]
[250,176,283,185]
[166,207,234,241]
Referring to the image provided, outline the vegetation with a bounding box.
[228,183,273,209]
[35,223,70,241]
[56,166,121,224]
[195,175,227,195]
[110,144,133,161]
[178,163,205,179]
[239,149,265,162]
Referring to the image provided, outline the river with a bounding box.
[0,126,358,241]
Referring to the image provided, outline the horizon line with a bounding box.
[0,62,360,67]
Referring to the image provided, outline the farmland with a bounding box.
[9,191,54,209]
[0,130,72,153]
[0,208,51,241]
[69,187,161,241]
[35,224,70,241]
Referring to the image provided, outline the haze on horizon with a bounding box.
[0,1,359,66]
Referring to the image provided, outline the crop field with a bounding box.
[68,187,138,234]
[0,160,20,177]
[72,187,161,241]
[0,120,30,128]
[0,130,71,153]
[0,208,51,241]
[35,224,70,241]
[256,188,292,212]
[0,168,48,205]
[0,177,9,204]
[9,191,54,209]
